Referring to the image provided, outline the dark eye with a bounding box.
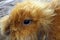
[24,20,32,24]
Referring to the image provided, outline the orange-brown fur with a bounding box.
[0,0,60,40]
[48,3,60,40]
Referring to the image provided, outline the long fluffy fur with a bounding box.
[0,0,60,40]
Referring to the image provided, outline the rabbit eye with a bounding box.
[24,19,32,24]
